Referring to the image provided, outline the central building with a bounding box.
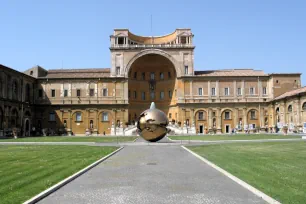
[1,28,302,136]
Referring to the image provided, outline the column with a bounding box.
[216,80,219,99]
[208,81,211,99]
[260,107,265,129]
[296,98,301,127]
[208,108,212,130]
[243,107,247,132]
[190,108,195,125]
[234,81,237,97]
[242,80,245,98]
[234,108,239,129]
[190,81,193,99]
[217,108,221,133]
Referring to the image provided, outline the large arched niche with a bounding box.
[127,52,177,124]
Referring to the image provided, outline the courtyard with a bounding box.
[0,135,305,204]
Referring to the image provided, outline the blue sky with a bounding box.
[1,0,305,85]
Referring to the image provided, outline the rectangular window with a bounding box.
[184,66,188,75]
[116,66,120,75]
[198,112,204,120]
[160,91,164,100]
[150,72,155,80]
[102,112,108,121]
[237,88,242,96]
[51,89,55,97]
[76,89,81,97]
[38,89,43,98]
[76,112,82,121]
[250,87,255,95]
[133,91,137,99]
[141,72,145,80]
[251,111,256,119]
[64,89,68,97]
[90,89,94,96]
[224,88,229,96]
[102,88,108,97]
[134,72,137,79]
[168,90,172,98]
[169,113,172,119]
[128,90,131,98]
[198,88,203,96]
[141,92,146,100]
[211,88,216,96]
[225,111,230,120]
[49,112,55,121]
[263,87,267,95]
[160,72,164,80]
[150,92,155,99]
[168,72,171,79]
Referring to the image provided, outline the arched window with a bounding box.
[288,105,293,112]
[302,102,306,111]
[276,107,280,113]
[90,120,93,129]
[75,112,82,122]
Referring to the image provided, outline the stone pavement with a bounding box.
[38,143,266,204]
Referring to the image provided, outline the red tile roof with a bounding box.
[40,68,111,78]
[194,69,268,77]
[274,86,306,101]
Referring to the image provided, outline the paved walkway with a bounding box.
[38,144,266,204]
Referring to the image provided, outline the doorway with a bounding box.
[199,125,204,134]
[225,125,230,134]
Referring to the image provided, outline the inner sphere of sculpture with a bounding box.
[137,107,169,142]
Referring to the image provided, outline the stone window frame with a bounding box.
[198,87,203,96]
[102,112,109,122]
[75,112,82,122]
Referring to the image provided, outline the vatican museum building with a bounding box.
[1,28,306,136]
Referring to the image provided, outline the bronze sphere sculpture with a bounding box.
[137,102,169,142]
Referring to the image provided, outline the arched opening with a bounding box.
[276,107,280,123]
[128,53,176,123]
[98,111,112,135]
[25,119,30,137]
[288,105,293,112]
[195,110,208,134]
[221,109,233,133]
[11,108,19,128]
[71,111,85,135]
[303,102,306,111]
[247,109,259,130]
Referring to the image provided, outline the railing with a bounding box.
[35,97,129,105]
[110,44,194,49]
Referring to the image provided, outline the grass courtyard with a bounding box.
[188,141,306,204]
[0,145,118,204]
[168,134,302,141]
[1,136,138,143]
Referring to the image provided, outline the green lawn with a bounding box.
[188,141,306,204]
[1,136,138,143]
[0,145,118,204]
[168,134,302,141]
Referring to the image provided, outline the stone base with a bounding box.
[216,128,222,134]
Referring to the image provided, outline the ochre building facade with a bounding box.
[1,28,305,136]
